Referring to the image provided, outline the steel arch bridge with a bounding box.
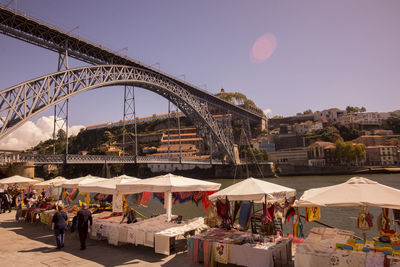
[0,65,235,162]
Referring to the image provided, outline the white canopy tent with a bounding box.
[209,177,296,203]
[34,176,67,188]
[79,175,140,195]
[79,175,140,212]
[116,173,221,221]
[61,174,107,189]
[0,175,39,186]
[295,177,400,209]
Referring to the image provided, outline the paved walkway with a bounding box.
[0,211,195,267]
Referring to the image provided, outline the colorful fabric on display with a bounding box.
[153,192,164,204]
[216,198,232,225]
[203,240,210,267]
[293,209,304,238]
[192,238,199,264]
[106,194,113,203]
[173,192,193,204]
[141,192,151,206]
[286,207,296,222]
[305,206,321,222]
[238,202,252,229]
[232,201,242,222]
[377,208,391,231]
[61,189,67,200]
[122,195,127,212]
[261,202,273,224]
[68,188,79,201]
[213,242,229,264]
[84,193,90,206]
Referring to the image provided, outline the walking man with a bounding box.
[51,205,68,249]
[77,202,92,250]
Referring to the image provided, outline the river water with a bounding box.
[130,173,400,239]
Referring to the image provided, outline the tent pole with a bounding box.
[165,191,172,222]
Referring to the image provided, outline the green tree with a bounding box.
[333,140,365,165]
[303,109,313,115]
[387,117,400,134]
[334,125,361,141]
[272,115,284,119]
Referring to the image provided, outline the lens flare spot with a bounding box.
[250,34,277,63]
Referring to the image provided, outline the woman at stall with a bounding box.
[51,205,68,249]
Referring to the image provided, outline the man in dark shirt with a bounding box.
[51,205,68,249]
[76,202,92,250]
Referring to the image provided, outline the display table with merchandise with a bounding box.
[187,228,292,267]
[295,227,400,267]
[90,214,209,254]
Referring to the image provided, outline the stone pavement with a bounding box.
[0,211,196,267]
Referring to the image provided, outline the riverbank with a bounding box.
[277,165,400,177]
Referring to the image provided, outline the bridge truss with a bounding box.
[0,65,235,162]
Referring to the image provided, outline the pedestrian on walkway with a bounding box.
[51,205,68,249]
[77,202,92,250]
[15,191,23,221]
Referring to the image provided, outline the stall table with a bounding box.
[188,228,292,267]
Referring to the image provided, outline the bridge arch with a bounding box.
[0,65,234,162]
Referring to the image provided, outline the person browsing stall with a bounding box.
[51,205,68,249]
[77,202,92,250]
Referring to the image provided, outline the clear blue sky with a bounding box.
[1,0,399,127]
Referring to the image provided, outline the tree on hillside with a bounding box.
[334,125,361,141]
[387,117,400,134]
[303,109,313,115]
[346,106,367,113]
[272,115,284,119]
[333,140,366,165]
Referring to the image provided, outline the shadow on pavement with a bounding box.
[0,215,192,266]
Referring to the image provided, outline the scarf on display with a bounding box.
[153,192,165,204]
[261,197,273,224]
[216,197,232,226]
[173,192,193,204]
[68,188,79,201]
[293,208,304,238]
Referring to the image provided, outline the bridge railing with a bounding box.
[14,154,225,165]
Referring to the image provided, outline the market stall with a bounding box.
[0,175,39,187]
[116,173,221,254]
[186,177,297,267]
[79,175,140,212]
[33,176,67,198]
[294,177,400,267]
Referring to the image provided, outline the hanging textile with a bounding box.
[68,188,79,201]
[286,207,296,222]
[140,192,151,206]
[357,206,373,230]
[61,188,67,200]
[293,208,304,238]
[216,198,232,226]
[232,201,242,222]
[153,192,164,204]
[192,192,202,206]
[261,202,273,224]
[305,206,321,222]
[122,195,127,212]
[213,242,229,264]
[84,193,91,206]
[174,192,193,204]
[201,192,213,211]
[377,208,391,231]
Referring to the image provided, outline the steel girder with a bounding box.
[0,6,263,123]
[0,65,235,163]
